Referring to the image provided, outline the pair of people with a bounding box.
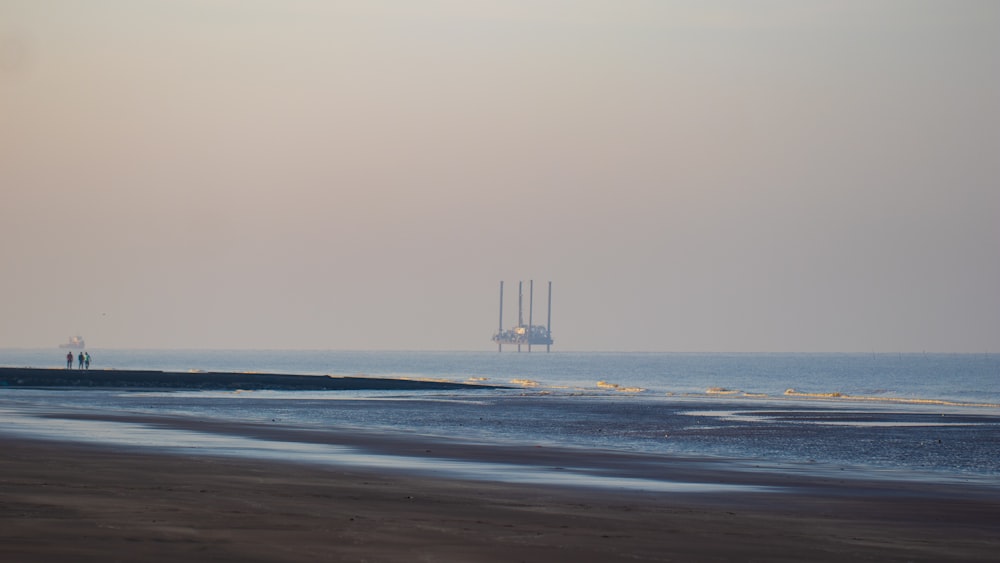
[65,351,91,369]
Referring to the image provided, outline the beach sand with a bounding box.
[2,427,997,563]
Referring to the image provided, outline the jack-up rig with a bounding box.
[492,280,553,352]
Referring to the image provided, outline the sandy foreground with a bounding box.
[1,420,998,563]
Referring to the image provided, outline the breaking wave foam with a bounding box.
[783,389,1000,408]
[597,381,646,393]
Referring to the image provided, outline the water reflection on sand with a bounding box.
[0,407,777,494]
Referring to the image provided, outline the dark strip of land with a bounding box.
[0,367,504,391]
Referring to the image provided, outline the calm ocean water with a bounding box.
[2,349,999,481]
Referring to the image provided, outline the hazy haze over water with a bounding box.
[1,1,998,352]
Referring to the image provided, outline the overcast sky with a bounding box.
[1,1,998,352]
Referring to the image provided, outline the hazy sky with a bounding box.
[2,1,998,352]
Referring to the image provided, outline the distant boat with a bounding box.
[59,336,85,349]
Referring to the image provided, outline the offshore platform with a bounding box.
[492,280,553,352]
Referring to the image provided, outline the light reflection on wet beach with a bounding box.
[0,406,780,494]
[2,382,998,482]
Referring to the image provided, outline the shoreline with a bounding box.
[3,365,998,561]
[9,404,999,490]
[2,432,998,562]
[0,366,504,391]
[1,405,999,561]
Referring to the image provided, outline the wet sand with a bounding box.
[2,426,998,562]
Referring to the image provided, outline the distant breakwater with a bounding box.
[0,367,506,391]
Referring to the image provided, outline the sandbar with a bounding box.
[0,366,503,391]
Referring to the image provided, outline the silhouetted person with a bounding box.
[78,352,84,369]
[85,352,91,370]
[66,351,73,369]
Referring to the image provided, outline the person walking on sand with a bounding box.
[66,351,73,369]
[84,352,91,369]
[78,351,84,369]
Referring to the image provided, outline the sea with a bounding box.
[2,349,999,489]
